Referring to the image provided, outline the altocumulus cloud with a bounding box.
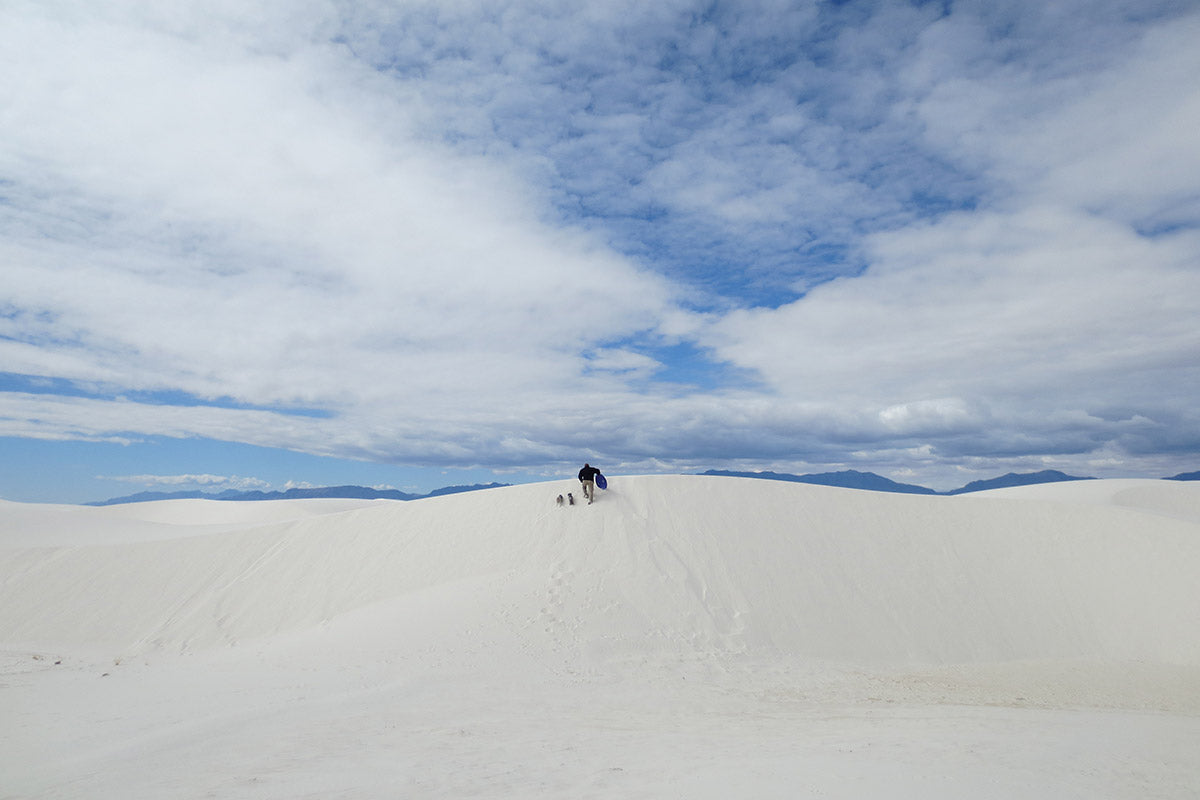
[1,0,1199,488]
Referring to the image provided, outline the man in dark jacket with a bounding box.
[578,463,600,504]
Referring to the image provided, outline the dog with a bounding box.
[556,494,564,506]
[567,493,575,505]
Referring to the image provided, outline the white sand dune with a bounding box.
[0,497,382,547]
[976,477,1200,524]
[2,476,1199,798]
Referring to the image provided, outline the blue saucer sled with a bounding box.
[595,473,607,490]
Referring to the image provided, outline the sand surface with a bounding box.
[2,476,1198,798]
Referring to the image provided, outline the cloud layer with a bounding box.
[2,0,1199,487]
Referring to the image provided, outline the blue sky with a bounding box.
[3,0,1200,503]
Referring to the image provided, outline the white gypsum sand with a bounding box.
[2,476,1198,798]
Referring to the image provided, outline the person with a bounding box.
[578,463,601,504]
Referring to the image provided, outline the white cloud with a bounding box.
[0,1,684,417]
[586,348,662,378]
[704,206,1200,441]
[101,473,271,491]
[2,1,1199,491]
[903,3,1200,230]
[691,3,1200,476]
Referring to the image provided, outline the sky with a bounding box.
[2,0,1199,503]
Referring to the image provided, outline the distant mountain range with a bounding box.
[88,483,511,506]
[700,469,938,494]
[941,470,1092,494]
[90,468,1200,505]
[703,468,1103,495]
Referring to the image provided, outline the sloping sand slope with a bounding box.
[2,476,1198,665]
[2,477,1199,799]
